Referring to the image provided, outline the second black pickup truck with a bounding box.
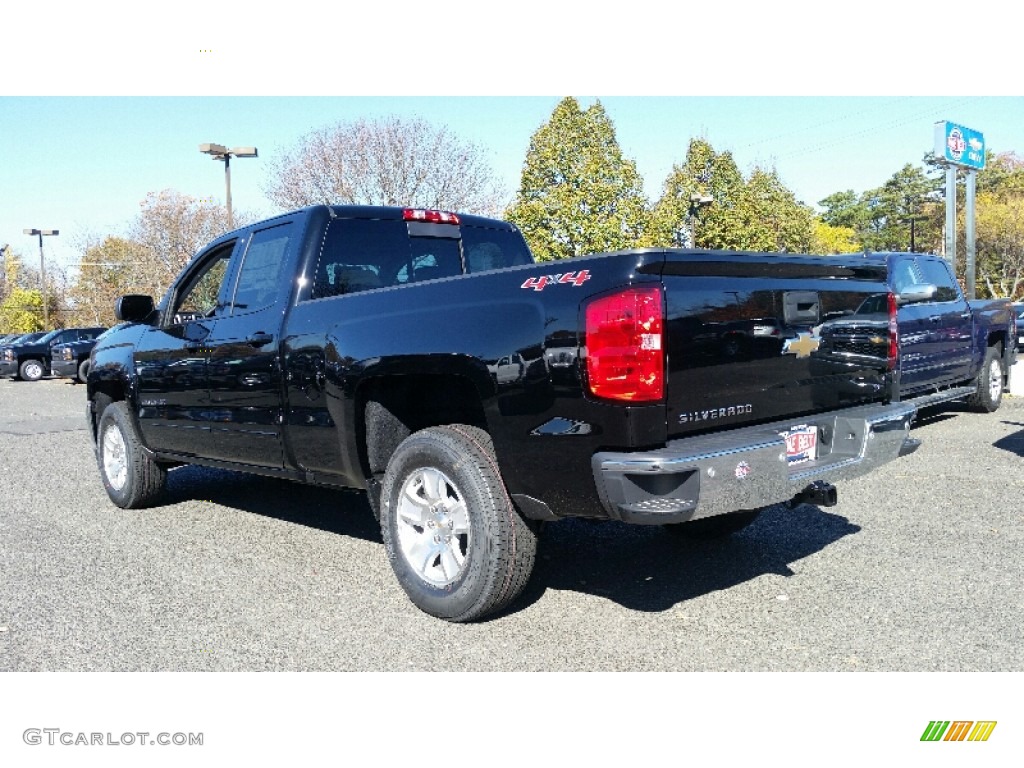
[87,205,920,621]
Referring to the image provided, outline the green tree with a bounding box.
[506,97,649,261]
[741,168,816,252]
[818,190,869,231]
[821,164,941,253]
[645,139,748,249]
[0,288,46,333]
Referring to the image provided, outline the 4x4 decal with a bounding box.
[521,270,591,291]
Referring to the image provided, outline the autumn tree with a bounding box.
[0,288,48,332]
[506,97,649,261]
[69,236,152,326]
[812,221,860,254]
[264,116,505,216]
[128,189,237,289]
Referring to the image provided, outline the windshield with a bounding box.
[38,329,61,344]
[11,332,44,344]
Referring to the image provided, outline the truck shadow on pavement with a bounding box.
[994,421,1024,456]
[163,465,383,544]
[514,504,861,615]
[159,466,858,618]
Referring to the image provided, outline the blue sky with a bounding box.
[2,1,1020,275]
[3,96,1021,274]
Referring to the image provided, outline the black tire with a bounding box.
[966,346,1003,413]
[77,359,90,384]
[665,508,763,539]
[19,358,45,382]
[95,401,167,508]
[379,424,537,622]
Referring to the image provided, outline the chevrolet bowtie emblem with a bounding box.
[782,332,821,358]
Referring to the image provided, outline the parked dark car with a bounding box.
[51,326,113,383]
[1,327,106,381]
[1014,302,1023,348]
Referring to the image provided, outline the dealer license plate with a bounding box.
[782,425,817,465]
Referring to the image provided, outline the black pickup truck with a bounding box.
[51,326,114,383]
[1,326,106,381]
[87,205,920,621]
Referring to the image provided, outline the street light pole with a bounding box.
[688,193,714,248]
[199,143,258,230]
[23,228,58,329]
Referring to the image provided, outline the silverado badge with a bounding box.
[782,332,821,359]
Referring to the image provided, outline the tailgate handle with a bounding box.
[247,332,274,347]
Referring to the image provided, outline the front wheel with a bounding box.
[19,359,45,382]
[379,424,537,622]
[966,346,1003,413]
[77,359,91,384]
[96,401,167,508]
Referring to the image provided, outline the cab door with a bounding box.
[914,256,973,384]
[202,221,297,467]
[134,240,239,456]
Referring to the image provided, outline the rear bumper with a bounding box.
[592,401,918,525]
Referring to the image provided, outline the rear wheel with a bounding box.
[96,401,167,508]
[19,359,44,382]
[966,346,1003,413]
[665,508,763,539]
[379,424,537,622]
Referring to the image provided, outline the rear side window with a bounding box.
[463,227,533,273]
[313,219,410,299]
[916,258,961,303]
[310,218,532,299]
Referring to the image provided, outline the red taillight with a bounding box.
[585,285,664,402]
[403,208,460,224]
[887,291,899,371]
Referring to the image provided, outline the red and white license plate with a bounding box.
[782,425,818,465]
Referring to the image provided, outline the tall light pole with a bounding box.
[23,228,58,329]
[688,193,714,248]
[199,143,258,230]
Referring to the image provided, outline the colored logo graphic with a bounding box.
[920,721,997,742]
[946,128,967,162]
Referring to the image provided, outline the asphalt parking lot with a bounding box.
[1,375,1022,672]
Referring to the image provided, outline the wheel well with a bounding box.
[88,382,126,441]
[358,375,487,477]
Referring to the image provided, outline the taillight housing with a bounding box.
[584,285,665,402]
[887,291,899,371]
[403,208,460,224]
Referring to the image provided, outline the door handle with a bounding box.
[247,332,274,348]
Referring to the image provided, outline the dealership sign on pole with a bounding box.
[934,121,985,170]
[934,121,984,298]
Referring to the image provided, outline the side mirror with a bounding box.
[115,295,155,322]
[896,284,937,306]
